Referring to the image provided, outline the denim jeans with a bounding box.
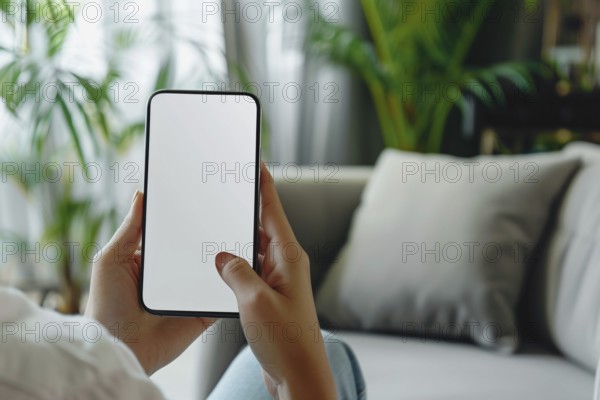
[208,332,367,399]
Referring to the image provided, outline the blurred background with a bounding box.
[1,0,600,398]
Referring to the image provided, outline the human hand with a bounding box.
[215,163,336,399]
[85,191,215,375]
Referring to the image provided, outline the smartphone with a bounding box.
[140,90,261,317]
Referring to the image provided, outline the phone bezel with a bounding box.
[139,89,262,318]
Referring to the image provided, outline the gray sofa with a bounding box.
[197,142,600,399]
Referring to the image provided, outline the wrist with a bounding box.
[127,342,157,376]
[88,313,157,376]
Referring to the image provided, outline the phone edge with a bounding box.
[138,89,262,318]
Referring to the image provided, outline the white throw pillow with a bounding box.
[542,142,600,370]
[317,149,580,352]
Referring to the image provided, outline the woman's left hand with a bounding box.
[85,191,215,375]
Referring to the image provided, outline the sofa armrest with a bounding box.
[274,165,371,289]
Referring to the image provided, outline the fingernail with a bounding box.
[216,252,235,270]
[131,190,140,205]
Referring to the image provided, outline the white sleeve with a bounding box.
[0,287,166,400]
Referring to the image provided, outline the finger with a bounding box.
[258,226,269,255]
[134,250,141,265]
[109,191,144,249]
[259,163,294,241]
[215,252,269,301]
[256,253,275,280]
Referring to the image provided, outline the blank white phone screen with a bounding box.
[142,92,259,314]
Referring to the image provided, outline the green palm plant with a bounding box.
[0,0,207,313]
[0,0,136,161]
[0,0,141,313]
[307,0,539,153]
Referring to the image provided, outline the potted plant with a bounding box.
[306,0,541,153]
[0,0,211,313]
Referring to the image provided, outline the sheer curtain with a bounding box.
[0,5,109,283]
[0,0,227,284]
[222,0,382,165]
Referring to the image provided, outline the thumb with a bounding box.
[215,252,267,300]
[109,190,143,249]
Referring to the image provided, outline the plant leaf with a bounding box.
[56,94,86,163]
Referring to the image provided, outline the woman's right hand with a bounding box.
[214,163,336,399]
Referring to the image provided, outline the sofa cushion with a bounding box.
[317,149,580,352]
[541,142,600,372]
[337,331,594,400]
